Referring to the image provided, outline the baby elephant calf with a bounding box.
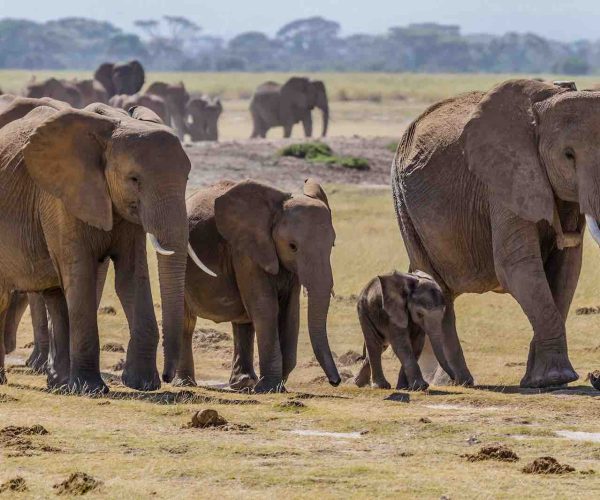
[354,271,454,391]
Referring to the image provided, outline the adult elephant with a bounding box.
[0,96,211,392]
[24,78,83,108]
[72,79,109,107]
[175,179,341,392]
[249,77,329,138]
[94,60,145,98]
[392,79,600,389]
[186,96,222,141]
[110,93,170,125]
[145,82,189,140]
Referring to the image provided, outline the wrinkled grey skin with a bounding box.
[110,93,170,125]
[24,78,83,108]
[250,77,329,138]
[0,96,190,393]
[354,271,455,391]
[145,82,189,140]
[177,178,340,393]
[186,96,222,142]
[392,79,600,389]
[94,60,145,98]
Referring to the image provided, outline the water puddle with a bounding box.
[556,430,600,443]
[289,430,363,439]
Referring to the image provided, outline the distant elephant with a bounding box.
[250,77,329,138]
[94,60,145,98]
[0,96,212,392]
[24,77,83,108]
[186,96,222,141]
[176,179,341,392]
[109,93,170,125]
[392,79,600,389]
[354,271,455,391]
[145,82,189,140]
[72,79,109,107]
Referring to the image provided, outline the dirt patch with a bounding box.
[161,445,189,455]
[53,472,101,496]
[98,305,117,316]
[276,399,307,410]
[0,424,60,457]
[311,369,354,385]
[186,409,251,432]
[101,342,124,353]
[576,306,600,315]
[587,370,600,390]
[522,457,575,474]
[463,445,519,462]
[108,389,259,406]
[111,359,126,372]
[192,328,231,351]
[337,350,363,366]
[419,417,432,424]
[0,424,48,438]
[0,394,18,403]
[0,477,27,493]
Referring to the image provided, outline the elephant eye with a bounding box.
[289,242,298,252]
[564,148,575,161]
[129,175,140,184]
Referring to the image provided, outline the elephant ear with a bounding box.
[0,96,66,128]
[129,60,146,94]
[463,79,561,223]
[23,109,118,231]
[303,178,330,209]
[378,273,416,329]
[215,180,291,274]
[94,63,116,97]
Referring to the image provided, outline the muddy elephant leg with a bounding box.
[280,281,300,382]
[229,323,258,391]
[113,227,160,391]
[25,293,49,373]
[43,288,70,389]
[3,292,28,354]
[389,329,428,391]
[491,207,577,388]
[302,114,313,138]
[173,305,197,387]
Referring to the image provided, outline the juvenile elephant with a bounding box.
[250,77,329,138]
[110,93,170,125]
[176,179,341,392]
[354,271,455,391]
[0,96,211,392]
[94,60,145,98]
[392,79,600,389]
[145,82,189,140]
[186,96,222,141]
[24,77,83,108]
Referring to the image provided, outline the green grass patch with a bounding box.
[278,142,370,170]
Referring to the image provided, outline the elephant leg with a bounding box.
[43,288,70,389]
[354,356,371,387]
[302,114,313,137]
[113,228,160,391]
[283,123,293,138]
[389,330,428,391]
[3,292,28,354]
[491,207,577,388]
[398,328,426,389]
[229,322,258,391]
[280,281,300,382]
[96,257,110,308]
[358,311,390,389]
[25,293,49,373]
[437,299,472,385]
[173,305,197,387]
[0,292,10,384]
[545,245,582,321]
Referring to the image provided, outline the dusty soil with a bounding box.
[0,477,27,493]
[53,472,101,496]
[185,136,396,191]
[522,457,575,474]
[463,445,520,462]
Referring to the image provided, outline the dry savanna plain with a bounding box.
[1,72,600,498]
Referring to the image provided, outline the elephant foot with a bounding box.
[122,364,161,391]
[354,361,371,387]
[520,337,578,388]
[450,370,475,387]
[0,368,6,385]
[26,348,49,374]
[229,372,258,391]
[46,374,69,391]
[371,379,391,390]
[69,371,109,394]
[253,376,286,394]
[396,375,429,391]
[171,373,197,387]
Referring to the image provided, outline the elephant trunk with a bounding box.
[142,197,188,383]
[424,315,455,381]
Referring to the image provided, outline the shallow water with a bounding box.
[556,430,600,443]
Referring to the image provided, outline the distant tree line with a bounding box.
[1,16,599,74]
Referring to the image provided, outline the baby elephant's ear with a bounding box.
[303,178,330,209]
[378,275,415,329]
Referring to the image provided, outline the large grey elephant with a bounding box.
[0,96,211,392]
[392,79,600,389]
[94,60,145,98]
[175,179,341,392]
[186,96,222,141]
[249,77,329,138]
[145,82,189,140]
[72,79,109,107]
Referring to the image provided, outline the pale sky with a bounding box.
[2,0,599,41]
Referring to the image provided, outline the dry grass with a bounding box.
[2,185,600,498]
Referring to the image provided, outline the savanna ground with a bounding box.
[1,71,600,498]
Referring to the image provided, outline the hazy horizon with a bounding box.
[2,0,600,42]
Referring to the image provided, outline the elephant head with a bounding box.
[15,101,211,383]
[186,96,222,141]
[281,77,329,137]
[214,178,340,385]
[24,78,83,108]
[72,79,109,107]
[111,60,145,96]
[145,82,190,140]
[462,79,600,244]
[110,93,170,125]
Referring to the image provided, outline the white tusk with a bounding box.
[585,215,600,247]
[187,243,217,277]
[148,233,174,256]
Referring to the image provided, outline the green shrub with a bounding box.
[279,142,370,171]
